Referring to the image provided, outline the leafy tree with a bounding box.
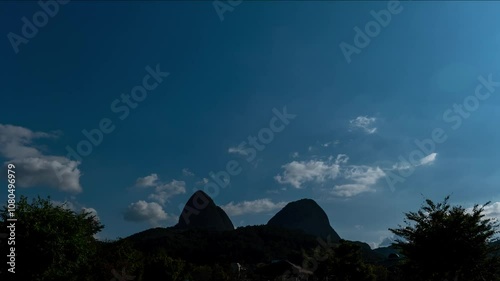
[389,196,500,281]
[0,195,103,281]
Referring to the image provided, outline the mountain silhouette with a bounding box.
[175,190,234,231]
[267,198,341,242]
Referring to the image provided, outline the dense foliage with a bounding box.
[0,196,103,281]
[389,196,500,281]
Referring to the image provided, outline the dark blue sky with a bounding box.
[1,1,500,247]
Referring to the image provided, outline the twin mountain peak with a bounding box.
[175,190,341,242]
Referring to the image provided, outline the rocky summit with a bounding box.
[267,198,341,242]
[175,190,234,231]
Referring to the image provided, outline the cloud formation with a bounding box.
[228,146,248,156]
[182,168,194,176]
[135,174,186,205]
[123,200,176,226]
[0,124,82,193]
[481,202,500,221]
[275,154,385,197]
[135,173,159,187]
[221,198,288,216]
[349,116,377,134]
[332,166,385,197]
[274,160,341,188]
[148,180,186,205]
[467,202,500,222]
[392,153,437,170]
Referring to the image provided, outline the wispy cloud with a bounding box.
[221,198,288,216]
[228,146,248,156]
[332,166,385,197]
[349,116,377,134]
[182,168,194,176]
[419,153,437,165]
[196,177,209,186]
[392,153,437,170]
[322,142,333,148]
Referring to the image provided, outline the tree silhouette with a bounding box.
[389,195,500,281]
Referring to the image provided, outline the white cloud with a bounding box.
[332,166,385,197]
[148,180,186,205]
[467,202,500,222]
[419,153,437,165]
[0,124,53,158]
[123,200,175,226]
[134,174,186,204]
[349,116,377,134]
[335,154,349,164]
[392,153,438,170]
[82,207,100,221]
[228,146,248,156]
[343,166,386,184]
[221,199,288,216]
[0,124,82,193]
[274,160,341,188]
[331,183,373,197]
[291,152,299,158]
[135,173,159,187]
[481,202,500,221]
[12,156,82,193]
[182,168,194,176]
[275,154,386,197]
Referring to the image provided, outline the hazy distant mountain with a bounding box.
[373,245,401,259]
[175,190,234,231]
[267,198,341,242]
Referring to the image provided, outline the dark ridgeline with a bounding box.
[267,198,341,242]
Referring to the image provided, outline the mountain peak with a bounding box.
[267,198,341,241]
[175,190,234,231]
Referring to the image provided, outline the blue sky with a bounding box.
[1,1,500,248]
